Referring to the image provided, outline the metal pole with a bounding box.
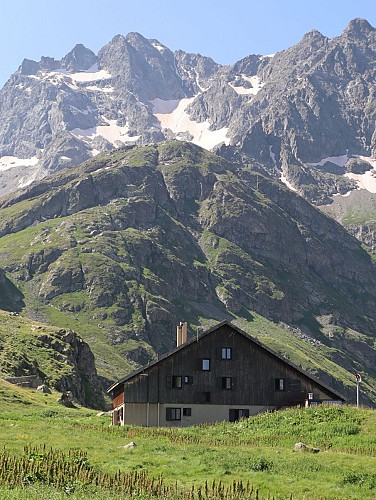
[146,374,149,427]
[356,383,359,408]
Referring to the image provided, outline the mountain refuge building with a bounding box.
[107,321,345,427]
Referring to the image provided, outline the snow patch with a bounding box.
[269,144,297,191]
[344,156,376,193]
[309,155,376,195]
[0,156,39,172]
[71,118,139,146]
[280,173,297,192]
[151,42,165,52]
[17,174,39,189]
[333,191,352,198]
[269,145,279,174]
[308,155,348,168]
[32,68,112,87]
[70,69,112,83]
[154,97,230,150]
[70,105,95,115]
[229,75,264,96]
[269,145,277,168]
[86,85,114,93]
[37,72,78,88]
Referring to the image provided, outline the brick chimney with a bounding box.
[176,322,188,347]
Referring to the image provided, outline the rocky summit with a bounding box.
[0,19,375,209]
[0,142,375,405]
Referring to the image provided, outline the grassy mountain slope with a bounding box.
[0,141,375,404]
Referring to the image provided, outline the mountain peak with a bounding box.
[343,18,374,37]
[111,34,126,44]
[18,58,39,76]
[126,32,148,43]
[303,28,325,40]
[60,44,97,72]
[125,32,156,52]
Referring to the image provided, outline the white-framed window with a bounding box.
[202,358,210,371]
[166,408,181,421]
[172,376,182,388]
[275,378,285,391]
[221,347,232,359]
[222,376,233,389]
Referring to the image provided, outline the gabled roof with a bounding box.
[107,320,346,401]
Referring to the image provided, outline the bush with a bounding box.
[342,471,376,489]
[249,457,273,472]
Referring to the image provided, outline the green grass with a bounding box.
[0,385,374,499]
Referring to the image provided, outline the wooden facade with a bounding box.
[108,321,345,427]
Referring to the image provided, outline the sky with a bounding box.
[1,0,375,88]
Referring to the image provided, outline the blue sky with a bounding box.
[1,0,375,87]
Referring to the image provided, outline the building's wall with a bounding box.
[123,403,274,427]
[113,391,124,409]
[122,324,339,412]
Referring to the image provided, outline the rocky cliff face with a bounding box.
[0,19,375,210]
[0,310,105,408]
[319,189,376,254]
[0,142,375,404]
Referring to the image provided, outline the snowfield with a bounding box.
[30,67,112,87]
[152,97,230,150]
[344,156,376,193]
[308,155,349,168]
[71,118,139,146]
[309,155,376,195]
[229,75,264,96]
[0,156,39,172]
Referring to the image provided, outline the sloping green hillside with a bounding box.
[0,142,375,404]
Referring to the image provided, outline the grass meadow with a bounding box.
[0,379,374,499]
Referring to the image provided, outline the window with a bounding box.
[166,375,183,388]
[183,408,192,416]
[184,375,193,385]
[166,408,181,421]
[172,376,182,388]
[203,391,211,402]
[229,409,249,422]
[221,347,232,360]
[222,377,233,389]
[275,378,285,391]
[202,359,210,371]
